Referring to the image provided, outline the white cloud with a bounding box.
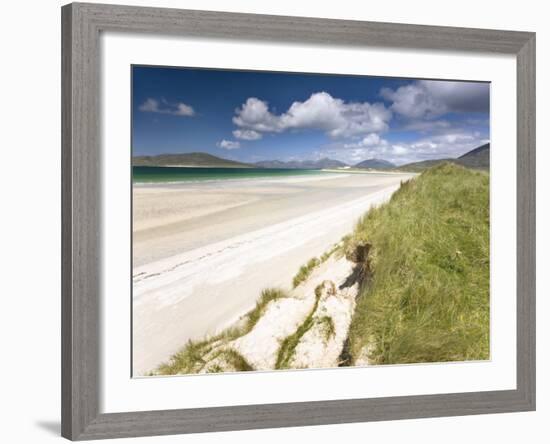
[388,133,489,164]
[138,98,195,117]
[232,129,262,140]
[217,139,241,150]
[380,84,446,119]
[316,131,488,165]
[233,92,392,138]
[139,98,160,113]
[391,144,411,155]
[173,103,195,116]
[233,98,281,132]
[343,133,388,149]
[380,80,489,120]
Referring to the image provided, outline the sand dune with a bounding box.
[132,172,414,375]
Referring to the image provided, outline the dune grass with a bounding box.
[155,287,288,375]
[275,282,331,369]
[318,316,336,343]
[205,349,254,373]
[292,244,341,288]
[347,163,490,365]
[244,288,288,333]
[292,258,320,288]
[156,338,215,375]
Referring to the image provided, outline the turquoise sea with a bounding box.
[132,166,329,183]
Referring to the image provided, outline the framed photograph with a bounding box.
[61,2,535,440]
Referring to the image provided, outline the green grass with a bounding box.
[347,163,490,365]
[211,349,254,372]
[318,316,336,343]
[155,288,288,375]
[275,282,330,369]
[245,288,288,333]
[156,338,215,375]
[292,257,320,288]
[292,244,341,288]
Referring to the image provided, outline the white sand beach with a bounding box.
[132,172,415,375]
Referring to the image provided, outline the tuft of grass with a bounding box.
[206,364,224,374]
[219,349,254,372]
[348,163,490,365]
[275,283,325,369]
[292,257,320,288]
[292,244,341,288]
[320,244,341,262]
[318,316,336,343]
[203,348,255,373]
[245,288,287,333]
[156,339,214,375]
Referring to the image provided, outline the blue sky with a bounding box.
[132,66,489,166]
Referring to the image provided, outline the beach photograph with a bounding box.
[132,66,490,376]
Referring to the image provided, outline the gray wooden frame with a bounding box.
[61,2,536,440]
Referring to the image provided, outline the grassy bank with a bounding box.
[347,163,490,365]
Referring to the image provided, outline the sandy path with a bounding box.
[132,172,414,375]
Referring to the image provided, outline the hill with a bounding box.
[255,158,348,169]
[395,158,450,172]
[354,158,395,169]
[132,152,253,168]
[456,143,489,169]
[347,163,490,365]
[397,143,490,172]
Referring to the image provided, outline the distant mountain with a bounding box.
[354,158,396,169]
[132,152,253,168]
[253,160,290,168]
[397,143,490,172]
[455,143,489,169]
[395,159,451,172]
[255,158,348,169]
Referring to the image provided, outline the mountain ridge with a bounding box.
[132,152,253,168]
[397,143,489,171]
[132,143,489,171]
[354,158,396,169]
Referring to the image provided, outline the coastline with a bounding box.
[134,163,255,168]
[132,165,334,185]
[321,168,417,175]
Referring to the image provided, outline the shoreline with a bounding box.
[321,168,418,175]
[133,164,254,168]
[133,171,348,187]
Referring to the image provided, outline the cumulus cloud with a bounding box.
[317,131,488,165]
[343,133,388,149]
[232,129,262,140]
[386,132,489,164]
[217,139,241,150]
[173,103,195,116]
[233,92,392,138]
[138,98,195,116]
[380,80,489,120]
